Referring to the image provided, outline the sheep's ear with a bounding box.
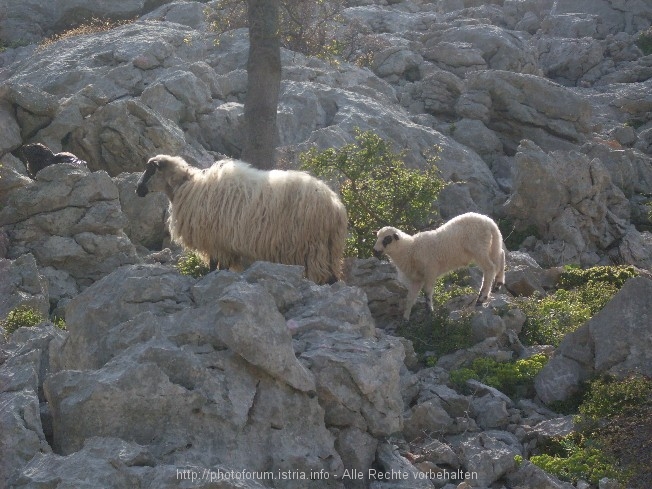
[393,233,399,241]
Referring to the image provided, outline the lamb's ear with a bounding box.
[393,233,399,241]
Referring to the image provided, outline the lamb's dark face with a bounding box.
[373,228,400,259]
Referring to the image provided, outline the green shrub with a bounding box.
[449,353,548,398]
[300,129,445,258]
[580,374,652,422]
[176,251,210,278]
[636,27,652,56]
[518,265,637,347]
[2,306,46,337]
[531,375,652,488]
[558,265,638,290]
[395,271,475,360]
[530,434,628,486]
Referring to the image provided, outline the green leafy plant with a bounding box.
[579,374,652,421]
[531,375,652,488]
[557,265,638,290]
[530,434,628,486]
[2,306,46,337]
[636,26,652,56]
[395,271,475,360]
[176,251,210,278]
[518,265,637,347]
[449,353,548,398]
[300,129,445,258]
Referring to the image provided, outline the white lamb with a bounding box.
[373,212,505,320]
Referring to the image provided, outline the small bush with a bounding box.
[580,374,652,422]
[2,306,46,337]
[531,375,652,488]
[518,265,637,347]
[636,27,652,56]
[530,434,628,486]
[300,129,445,258]
[449,353,548,398]
[176,251,210,278]
[558,265,638,290]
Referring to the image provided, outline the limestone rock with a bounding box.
[0,254,49,320]
[535,277,652,404]
[0,164,139,288]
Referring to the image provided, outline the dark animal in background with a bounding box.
[19,143,88,178]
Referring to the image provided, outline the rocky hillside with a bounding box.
[1,1,652,488]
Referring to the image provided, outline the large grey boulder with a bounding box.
[457,71,592,153]
[0,254,49,319]
[535,277,652,404]
[553,0,652,36]
[0,0,170,44]
[42,262,408,488]
[503,140,630,266]
[0,164,139,287]
[0,322,65,486]
[422,24,540,76]
[454,430,522,487]
[113,172,169,250]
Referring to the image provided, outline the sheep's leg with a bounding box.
[423,276,437,315]
[492,249,506,292]
[403,281,423,321]
[209,257,218,272]
[476,258,497,305]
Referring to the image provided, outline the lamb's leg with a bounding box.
[424,277,437,315]
[209,257,218,272]
[492,248,506,292]
[476,257,497,305]
[403,281,423,320]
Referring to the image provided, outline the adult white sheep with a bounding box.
[136,154,348,284]
[372,212,505,320]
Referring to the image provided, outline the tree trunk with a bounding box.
[241,0,281,170]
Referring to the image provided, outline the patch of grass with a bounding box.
[395,270,475,360]
[2,306,46,337]
[53,316,67,331]
[518,265,637,347]
[176,251,210,278]
[449,353,548,399]
[38,17,136,50]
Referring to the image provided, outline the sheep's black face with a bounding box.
[373,232,399,258]
[136,161,158,197]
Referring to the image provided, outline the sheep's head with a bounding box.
[136,155,192,200]
[373,226,401,259]
[20,143,56,177]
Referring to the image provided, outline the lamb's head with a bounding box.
[373,226,401,259]
[136,154,192,200]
